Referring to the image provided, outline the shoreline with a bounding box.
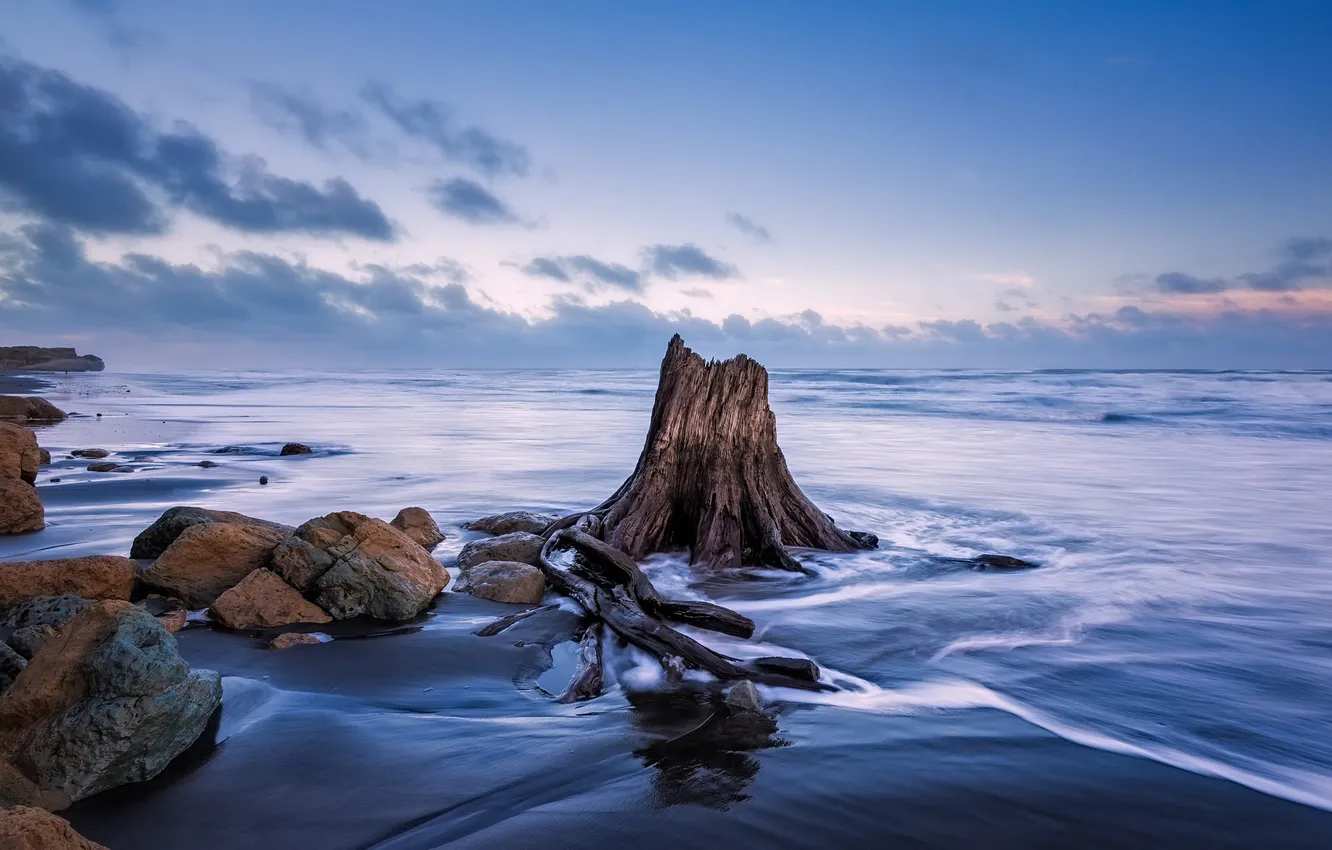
[0,373,52,394]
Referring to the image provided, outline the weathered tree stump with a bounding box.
[550,335,875,572]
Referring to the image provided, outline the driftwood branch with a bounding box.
[558,623,604,703]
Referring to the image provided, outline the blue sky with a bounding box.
[1,0,1330,368]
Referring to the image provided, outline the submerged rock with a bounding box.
[0,805,108,849]
[209,569,332,630]
[456,531,544,570]
[140,522,288,608]
[971,554,1039,570]
[0,559,135,613]
[85,463,131,473]
[0,601,222,810]
[0,422,41,485]
[69,449,108,459]
[458,561,545,605]
[270,511,448,621]
[270,632,322,650]
[724,680,764,713]
[279,443,312,456]
[390,507,445,551]
[130,506,294,560]
[197,460,219,468]
[463,511,559,537]
[0,479,43,535]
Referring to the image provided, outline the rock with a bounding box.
[38,449,50,466]
[0,601,221,810]
[458,561,545,605]
[0,805,108,849]
[463,511,559,537]
[258,476,268,486]
[279,443,312,456]
[0,596,94,630]
[0,422,41,485]
[846,530,880,549]
[69,450,108,460]
[7,625,57,660]
[140,522,288,608]
[84,463,130,473]
[390,507,445,551]
[209,569,332,630]
[130,506,294,560]
[134,596,187,633]
[269,632,322,650]
[0,559,134,613]
[210,446,247,455]
[197,460,218,468]
[0,643,27,692]
[456,531,544,570]
[270,512,448,621]
[0,480,43,536]
[724,680,764,713]
[751,656,820,682]
[47,480,59,484]
[0,397,67,423]
[971,554,1039,570]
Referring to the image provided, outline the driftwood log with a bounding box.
[479,336,869,700]
[546,334,876,571]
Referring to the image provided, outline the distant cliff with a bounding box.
[0,346,105,372]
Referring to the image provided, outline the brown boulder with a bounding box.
[209,569,332,630]
[0,805,108,849]
[279,443,312,456]
[84,463,130,474]
[390,507,445,551]
[38,450,49,466]
[140,523,287,607]
[0,481,43,536]
[130,506,294,560]
[270,512,448,620]
[270,632,322,650]
[0,601,221,810]
[0,557,133,612]
[0,423,40,485]
[21,399,67,422]
[458,561,545,605]
[0,398,67,424]
[134,595,187,633]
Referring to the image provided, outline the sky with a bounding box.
[1,0,1330,369]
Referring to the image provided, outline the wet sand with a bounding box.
[0,373,49,394]
[65,600,1332,850]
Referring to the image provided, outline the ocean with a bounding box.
[6,367,1332,848]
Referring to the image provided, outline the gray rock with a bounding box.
[458,561,545,605]
[0,594,93,629]
[0,601,222,810]
[0,642,27,692]
[724,680,764,713]
[270,511,449,621]
[456,531,544,570]
[463,511,559,537]
[7,625,56,660]
[130,505,294,559]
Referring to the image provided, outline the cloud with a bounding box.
[425,178,522,225]
[519,255,642,292]
[361,82,529,178]
[3,223,1330,370]
[726,213,772,244]
[250,83,378,160]
[680,287,714,299]
[1155,272,1230,294]
[1152,237,1332,295]
[643,244,738,280]
[0,54,394,240]
[67,0,158,51]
